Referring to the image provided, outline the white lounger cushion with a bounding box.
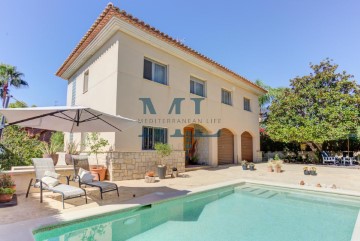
[41,170,61,187]
[41,176,59,187]
[44,171,61,179]
[78,168,94,183]
[50,184,85,198]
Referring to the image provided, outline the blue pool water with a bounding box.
[34,184,360,241]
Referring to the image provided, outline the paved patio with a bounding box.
[1,163,360,225]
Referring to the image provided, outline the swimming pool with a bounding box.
[34,183,360,241]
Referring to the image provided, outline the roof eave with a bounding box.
[56,3,267,95]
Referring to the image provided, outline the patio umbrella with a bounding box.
[0,106,138,132]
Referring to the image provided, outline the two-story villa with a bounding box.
[56,4,266,178]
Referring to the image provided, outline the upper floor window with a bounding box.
[190,77,205,97]
[221,89,232,106]
[143,58,167,85]
[142,126,168,150]
[83,70,89,93]
[244,98,251,111]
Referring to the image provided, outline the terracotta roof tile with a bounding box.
[56,3,266,93]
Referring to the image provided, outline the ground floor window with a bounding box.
[142,126,168,150]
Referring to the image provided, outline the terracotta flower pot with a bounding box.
[275,166,281,173]
[43,154,59,166]
[65,154,73,165]
[267,166,273,172]
[0,194,13,203]
[90,166,107,181]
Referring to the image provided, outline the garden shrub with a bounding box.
[0,126,42,170]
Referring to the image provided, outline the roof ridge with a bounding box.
[56,4,266,93]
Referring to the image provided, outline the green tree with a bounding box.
[50,132,64,152]
[0,64,28,98]
[0,100,42,169]
[8,100,28,108]
[86,132,109,166]
[266,59,360,150]
[0,126,43,170]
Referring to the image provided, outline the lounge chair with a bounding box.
[321,152,337,165]
[26,158,87,209]
[71,155,119,199]
[341,156,354,166]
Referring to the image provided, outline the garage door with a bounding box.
[218,128,234,164]
[241,132,253,162]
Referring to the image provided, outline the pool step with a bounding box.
[235,186,278,199]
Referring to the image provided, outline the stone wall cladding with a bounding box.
[109,151,185,181]
[194,125,209,165]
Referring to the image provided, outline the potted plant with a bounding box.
[273,154,281,161]
[86,133,110,181]
[241,160,248,170]
[0,173,16,204]
[40,141,60,166]
[249,163,255,171]
[273,154,283,173]
[145,171,156,183]
[303,167,310,175]
[155,143,172,179]
[267,161,274,172]
[310,167,317,176]
[65,141,80,165]
[274,160,283,173]
[0,174,16,191]
[0,187,15,203]
[172,167,178,177]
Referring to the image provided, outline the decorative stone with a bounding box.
[145,176,156,183]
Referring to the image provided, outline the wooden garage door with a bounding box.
[241,132,253,162]
[218,129,234,164]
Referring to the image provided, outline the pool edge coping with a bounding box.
[351,210,360,241]
[2,178,360,241]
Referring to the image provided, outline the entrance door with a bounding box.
[241,132,253,162]
[218,128,234,164]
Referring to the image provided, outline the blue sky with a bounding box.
[0,0,359,107]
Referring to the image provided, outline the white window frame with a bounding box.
[83,70,89,93]
[143,58,168,85]
[190,77,206,97]
[244,97,251,112]
[142,126,168,150]
[221,89,232,106]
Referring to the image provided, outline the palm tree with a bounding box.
[255,79,285,115]
[0,64,28,105]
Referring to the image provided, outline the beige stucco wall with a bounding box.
[67,29,262,166]
[113,31,261,164]
[65,33,121,149]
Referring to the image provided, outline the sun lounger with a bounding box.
[321,152,337,165]
[26,158,87,209]
[71,155,119,199]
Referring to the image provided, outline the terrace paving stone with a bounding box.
[1,163,360,225]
